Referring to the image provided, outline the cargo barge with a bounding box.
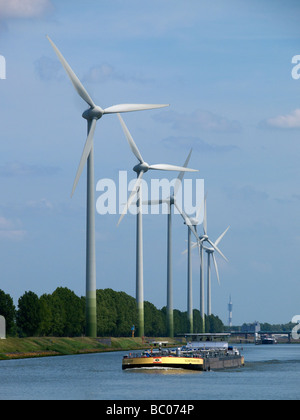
[122,333,244,371]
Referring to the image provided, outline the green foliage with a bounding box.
[39,288,85,337]
[1,287,226,337]
[96,289,138,336]
[17,291,41,337]
[205,314,224,333]
[144,301,165,336]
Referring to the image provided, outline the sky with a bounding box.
[0,0,300,326]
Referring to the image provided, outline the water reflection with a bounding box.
[124,367,203,375]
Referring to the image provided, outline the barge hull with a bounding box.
[203,356,244,371]
[122,355,244,371]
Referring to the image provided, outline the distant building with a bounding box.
[241,322,260,334]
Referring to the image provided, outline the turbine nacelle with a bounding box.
[169,195,175,206]
[185,217,198,226]
[133,162,150,174]
[204,246,214,253]
[82,106,104,121]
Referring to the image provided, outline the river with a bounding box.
[0,344,299,400]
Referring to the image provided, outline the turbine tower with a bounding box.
[201,204,229,316]
[47,36,169,337]
[228,295,233,327]
[143,149,193,337]
[117,114,197,337]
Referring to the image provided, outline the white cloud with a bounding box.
[261,109,300,129]
[0,0,52,18]
[82,64,152,85]
[26,198,54,210]
[162,135,238,154]
[154,109,241,133]
[0,216,26,241]
[0,162,60,177]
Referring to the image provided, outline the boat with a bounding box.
[255,334,278,345]
[122,333,244,371]
[261,335,277,345]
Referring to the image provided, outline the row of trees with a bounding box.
[0,287,224,337]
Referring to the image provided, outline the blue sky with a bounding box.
[0,0,300,326]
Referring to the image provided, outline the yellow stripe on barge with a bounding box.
[122,355,204,370]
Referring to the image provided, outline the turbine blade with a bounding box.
[174,148,193,197]
[47,36,95,108]
[103,104,169,114]
[207,238,228,262]
[174,202,198,240]
[71,118,97,197]
[195,192,208,223]
[215,226,230,246]
[118,171,144,225]
[212,253,220,285]
[197,241,201,261]
[149,164,198,172]
[117,114,144,163]
[142,199,169,205]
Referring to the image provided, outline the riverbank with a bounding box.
[0,336,184,360]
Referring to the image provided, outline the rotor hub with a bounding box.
[133,162,149,174]
[82,106,104,121]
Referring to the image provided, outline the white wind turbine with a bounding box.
[47,36,169,337]
[181,194,207,333]
[180,196,228,331]
[202,225,229,316]
[117,114,197,337]
[143,149,193,337]
[191,198,229,322]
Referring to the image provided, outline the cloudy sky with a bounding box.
[0,0,299,326]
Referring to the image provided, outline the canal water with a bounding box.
[0,344,299,400]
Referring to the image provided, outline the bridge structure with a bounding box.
[229,330,294,343]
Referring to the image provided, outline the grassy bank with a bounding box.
[0,337,183,360]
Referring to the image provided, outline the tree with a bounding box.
[0,289,16,335]
[39,293,54,336]
[51,288,85,336]
[206,314,224,333]
[39,288,85,337]
[97,289,138,337]
[193,310,204,333]
[145,301,165,336]
[17,291,41,337]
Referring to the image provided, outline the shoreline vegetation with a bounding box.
[0,336,184,360]
[1,335,298,361]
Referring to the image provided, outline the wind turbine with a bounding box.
[181,195,206,333]
[117,114,197,337]
[202,227,229,316]
[191,198,229,322]
[181,196,228,331]
[143,149,193,337]
[47,36,169,337]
